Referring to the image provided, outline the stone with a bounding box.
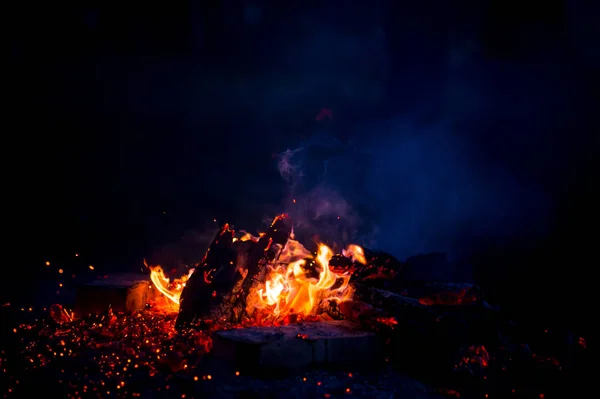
[212,320,380,371]
[74,273,149,317]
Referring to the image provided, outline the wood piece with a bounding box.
[350,283,428,320]
[338,283,489,335]
[74,274,149,317]
[176,223,239,330]
[211,320,380,371]
[329,250,404,290]
[334,284,499,374]
[230,214,292,324]
[176,215,293,330]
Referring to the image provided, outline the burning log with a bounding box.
[352,283,426,313]
[329,282,485,327]
[342,283,493,338]
[228,214,293,323]
[74,273,149,317]
[329,248,404,290]
[176,215,292,330]
[321,284,428,330]
[175,223,239,330]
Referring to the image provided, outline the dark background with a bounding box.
[5,1,599,338]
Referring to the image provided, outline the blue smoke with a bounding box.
[280,116,554,262]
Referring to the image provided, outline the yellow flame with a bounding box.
[342,244,366,265]
[239,232,265,242]
[146,239,362,320]
[246,241,358,318]
[146,260,193,312]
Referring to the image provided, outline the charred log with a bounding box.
[354,280,482,307]
[352,283,424,309]
[229,214,292,324]
[329,249,404,290]
[348,283,492,335]
[332,284,499,373]
[175,215,293,330]
[333,283,429,329]
[175,223,239,330]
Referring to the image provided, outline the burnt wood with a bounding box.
[329,250,404,290]
[175,223,239,330]
[228,214,292,324]
[175,215,293,330]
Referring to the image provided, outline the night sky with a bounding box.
[6,1,600,335]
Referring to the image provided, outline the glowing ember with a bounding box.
[2,232,586,398]
[6,307,213,397]
[457,344,490,372]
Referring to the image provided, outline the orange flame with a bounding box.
[246,240,358,319]
[342,244,367,265]
[239,232,265,243]
[146,239,362,321]
[145,260,194,312]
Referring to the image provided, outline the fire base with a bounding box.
[212,320,381,372]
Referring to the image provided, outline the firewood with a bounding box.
[329,250,404,290]
[339,283,429,329]
[229,214,292,323]
[319,285,429,333]
[342,283,489,332]
[175,223,239,330]
[175,215,293,330]
[335,284,500,374]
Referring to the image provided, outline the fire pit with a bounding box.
[151,215,361,328]
[0,214,591,398]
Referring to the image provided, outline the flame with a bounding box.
[146,237,363,322]
[145,260,194,312]
[342,244,367,265]
[239,231,265,242]
[246,241,358,319]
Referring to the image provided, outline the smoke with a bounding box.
[93,2,580,270]
[356,121,554,260]
[147,224,219,272]
[275,146,370,250]
[277,148,304,189]
[273,108,556,263]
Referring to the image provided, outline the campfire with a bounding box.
[1,214,590,398]
[148,214,358,327]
